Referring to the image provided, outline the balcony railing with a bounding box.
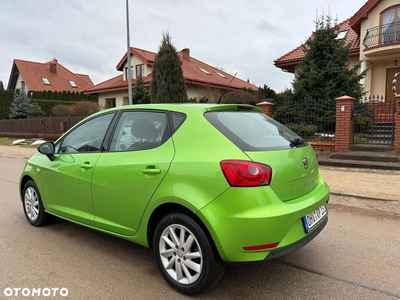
[363,21,400,49]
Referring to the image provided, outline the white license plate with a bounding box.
[302,204,327,233]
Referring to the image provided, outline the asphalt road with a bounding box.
[1,155,399,300]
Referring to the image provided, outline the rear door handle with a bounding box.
[142,166,161,175]
[81,162,93,170]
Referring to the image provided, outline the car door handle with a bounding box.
[81,162,93,170]
[142,166,161,175]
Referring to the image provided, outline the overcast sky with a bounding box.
[0,0,366,93]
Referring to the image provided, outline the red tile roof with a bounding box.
[274,19,360,73]
[86,47,258,94]
[8,59,94,92]
[350,0,382,35]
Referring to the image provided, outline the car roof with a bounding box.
[95,103,262,116]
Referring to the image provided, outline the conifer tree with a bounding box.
[132,75,151,104]
[9,92,33,119]
[293,14,366,104]
[150,32,188,103]
[0,81,4,92]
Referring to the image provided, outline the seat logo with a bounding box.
[302,158,309,169]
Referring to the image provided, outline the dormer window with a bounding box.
[198,67,211,75]
[69,80,77,88]
[335,30,349,40]
[125,67,134,80]
[136,64,145,78]
[42,77,50,85]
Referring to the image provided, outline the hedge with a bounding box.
[30,90,98,102]
[0,91,14,119]
[1,89,99,119]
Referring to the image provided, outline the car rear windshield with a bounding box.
[204,111,306,151]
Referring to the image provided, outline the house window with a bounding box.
[381,6,400,44]
[105,98,116,109]
[335,30,349,40]
[42,77,50,85]
[125,67,134,80]
[21,81,26,94]
[198,67,212,75]
[135,64,145,78]
[69,80,77,88]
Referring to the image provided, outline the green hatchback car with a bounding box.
[19,103,329,295]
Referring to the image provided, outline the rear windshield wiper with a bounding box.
[290,137,306,148]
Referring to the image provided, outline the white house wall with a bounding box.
[14,73,24,91]
[98,91,127,109]
[122,56,151,80]
[359,0,400,62]
[359,0,400,98]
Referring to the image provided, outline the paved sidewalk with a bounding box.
[1,145,399,202]
[0,145,37,159]
[320,166,400,202]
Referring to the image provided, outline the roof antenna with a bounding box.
[216,72,237,104]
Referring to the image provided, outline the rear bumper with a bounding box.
[264,216,328,260]
[197,180,330,262]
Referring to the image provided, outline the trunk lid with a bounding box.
[245,146,319,201]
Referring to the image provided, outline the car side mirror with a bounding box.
[38,142,56,161]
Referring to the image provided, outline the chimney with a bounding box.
[181,48,190,61]
[50,58,57,74]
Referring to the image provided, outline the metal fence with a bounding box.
[353,100,395,146]
[363,21,400,49]
[273,99,336,142]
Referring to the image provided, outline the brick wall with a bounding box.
[334,96,355,152]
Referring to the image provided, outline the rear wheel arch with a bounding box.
[147,203,217,254]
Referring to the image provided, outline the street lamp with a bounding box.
[126,0,132,105]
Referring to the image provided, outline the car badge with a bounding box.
[302,158,309,169]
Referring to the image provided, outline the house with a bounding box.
[274,0,400,102]
[7,58,94,95]
[85,47,258,108]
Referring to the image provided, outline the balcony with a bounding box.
[363,21,400,50]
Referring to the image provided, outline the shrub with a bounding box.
[71,101,99,116]
[52,105,72,117]
[286,123,319,138]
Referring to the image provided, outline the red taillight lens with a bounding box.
[220,160,272,187]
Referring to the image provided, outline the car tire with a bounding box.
[153,213,224,296]
[22,180,50,226]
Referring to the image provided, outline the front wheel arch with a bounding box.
[20,175,34,200]
[22,179,50,226]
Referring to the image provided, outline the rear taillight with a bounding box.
[220,160,272,187]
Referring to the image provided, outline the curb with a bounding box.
[330,191,399,202]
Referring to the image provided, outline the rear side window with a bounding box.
[204,111,305,151]
[171,112,186,131]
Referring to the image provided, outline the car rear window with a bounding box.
[204,111,306,151]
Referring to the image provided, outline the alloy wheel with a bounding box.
[24,187,39,221]
[158,224,203,284]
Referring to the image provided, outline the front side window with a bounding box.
[110,111,167,151]
[58,113,114,153]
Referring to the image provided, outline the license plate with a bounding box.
[302,204,327,233]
